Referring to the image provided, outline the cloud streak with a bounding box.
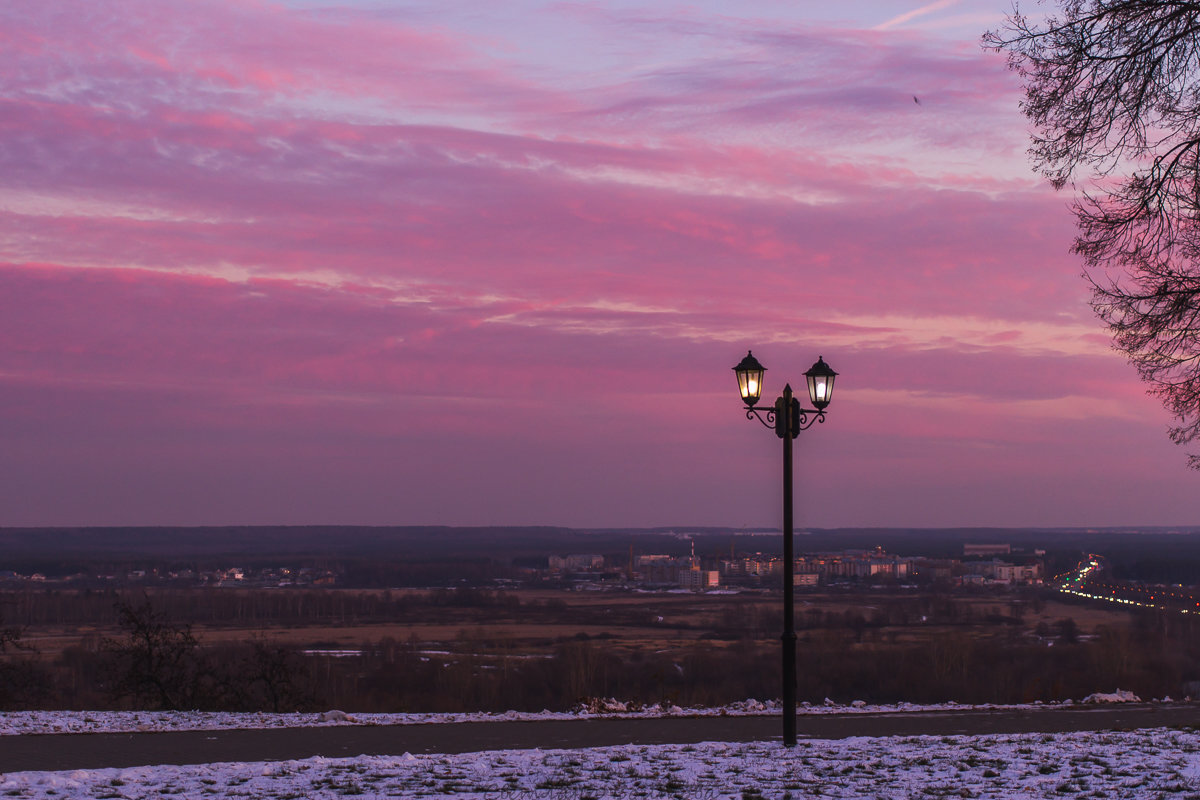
[874,1,961,31]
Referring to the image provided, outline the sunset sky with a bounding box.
[3,0,1198,530]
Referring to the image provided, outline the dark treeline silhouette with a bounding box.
[1,587,586,628]
[98,598,316,712]
[3,588,1200,713]
[0,585,1039,635]
[307,608,1200,711]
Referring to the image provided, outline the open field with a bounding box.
[4,583,1190,714]
[6,588,1138,661]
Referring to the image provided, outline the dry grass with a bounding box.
[14,589,1136,664]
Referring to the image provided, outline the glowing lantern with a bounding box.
[804,356,837,410]
[733,351,766,407]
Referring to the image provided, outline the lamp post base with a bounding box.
[782,629,797,746]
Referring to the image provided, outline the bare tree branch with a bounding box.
[986,1,1200,465]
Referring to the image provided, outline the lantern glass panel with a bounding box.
[733,351,766,407]
[804,357,836,410]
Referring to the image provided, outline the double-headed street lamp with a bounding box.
[732,350,837,747]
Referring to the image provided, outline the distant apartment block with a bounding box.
[712,546,1043,589]
[679,569,720,590]
[909,558,955,582]
[800,550,910,581]
[964,543,1011,556]
[549,554,605,571]
[961,558,1042,585]
[635,555,689,585]
[720,554,781,581]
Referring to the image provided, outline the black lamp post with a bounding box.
[733,350,837,747]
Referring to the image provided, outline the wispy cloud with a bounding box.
[874,0,961,31]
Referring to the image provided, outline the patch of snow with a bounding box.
[1082,689,1142,704]
[0,695,1174,737]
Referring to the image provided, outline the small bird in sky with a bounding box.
[913,95,921,105]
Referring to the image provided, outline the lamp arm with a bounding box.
[793,408,826,432]
[744,406,776,430]
[742,405,826,433]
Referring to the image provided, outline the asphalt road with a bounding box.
[1,704,1196,773]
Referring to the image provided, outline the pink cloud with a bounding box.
[4,0,546,110]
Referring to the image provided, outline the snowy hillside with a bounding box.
[2,727,1198,799]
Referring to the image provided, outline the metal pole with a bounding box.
[781,384,797,747]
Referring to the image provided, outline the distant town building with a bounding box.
[637,555,684,584]
[679,569,720,590]
[961,558,1043,585]
[797,550,910,582]
[964,544,1011,556]
[549,554,604,571]
[722,555,778,578]
[909,558,955,582]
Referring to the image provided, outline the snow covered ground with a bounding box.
[2,695,1194,798]
[0,693,1152,736]
[2,728,1199,798]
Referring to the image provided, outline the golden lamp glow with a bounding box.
[804,356,837,411]
[733,351,766,407]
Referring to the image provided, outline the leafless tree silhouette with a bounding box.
[986,1,1200,465]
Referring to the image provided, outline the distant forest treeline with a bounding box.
[1,586,542,628]
[2,587,1200,713]
[3,526,1200,584]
